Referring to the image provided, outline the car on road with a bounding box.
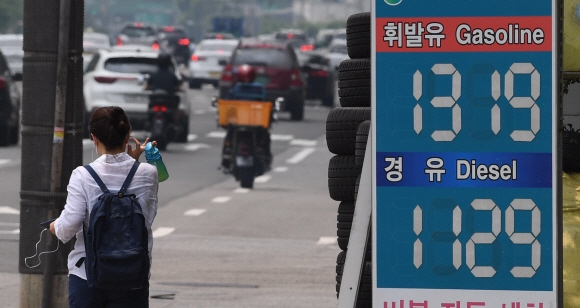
[325,39,348,71]
[0,34,23,81]
[298,51,336,107]
[83,32,111,71]
[157,26,192,66]
[219,41,306,120]
[274,29,313,52]
[116,23,158,48]
[314,28,346,49]
[188,38,239,89]
[83,46,190,140]
[0,50,21,146]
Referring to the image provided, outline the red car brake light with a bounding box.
[191,54,206,61]
[0,77,6,89]
[116,37,123,46]
[310,69,329,78]
[152,42,160,50]
[152,105,168,113]
[178,38,190,46]
[300,44,314,52]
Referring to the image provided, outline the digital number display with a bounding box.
[373,0,557,307]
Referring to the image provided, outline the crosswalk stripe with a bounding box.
[0,229,20,235]
[234,188,250,193]
[152,227,175,238]
[273,166,288,172]
[187,134,198,142]
[0,159,11,165]
[0,206,19,215]
[184,209,207,216]
[184,143,210,152]
[290,139,318,147]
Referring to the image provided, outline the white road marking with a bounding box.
[0,206,20,215]
[271,134,294,141]
[0,222,19,227]
[184,143,210,152]
[290,139,318,147]
[317,237,337,245]
[212,196,231,203]
[233,188,250,193]
[184,209,207,216]
[193,109,207,115]
[286,148,316,164]
[254,175,271,184]
[207,131,226,138]
[152,227,175,238]
[273,166,288,173]
[0,159,11,166]
[187,134,198,142]
[0,229,19,235]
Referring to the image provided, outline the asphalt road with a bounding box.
[0,85,341,307]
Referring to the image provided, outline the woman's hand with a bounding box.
[127,137,156,160]
[49,221,56,235]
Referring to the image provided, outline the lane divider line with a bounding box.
[254,175,271,184]
[286,148,316,164]
[0,206,20,215]
[0,229,19,235]
[152,227,175,238]
[0,222,19,226]
[184,143,210,152]
[234,188,250,193]
[184,209,207,216]
[206,131,227,138]
[187,134,198,142]
[0,159,11,166]
[273,166,288,173]
[317,237,337,245]
[271,134,294,141]
[211,196,231,203]
[290,139,318,147]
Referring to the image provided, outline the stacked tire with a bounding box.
[326,12,371,308]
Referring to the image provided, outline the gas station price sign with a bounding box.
[372,1,559,307]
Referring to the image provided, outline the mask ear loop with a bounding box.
[24,228,60,269]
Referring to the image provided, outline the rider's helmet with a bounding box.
[158,53,172,70]
[236,64,256,83]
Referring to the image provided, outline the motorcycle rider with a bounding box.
[146,53,181,96]
[221,64,272,174]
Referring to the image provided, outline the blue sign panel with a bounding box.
[372,0,558,307]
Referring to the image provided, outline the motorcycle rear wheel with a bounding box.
[239,167,254,189]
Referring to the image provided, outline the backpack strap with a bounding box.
[84,165,109,193]
[118,161,140,197]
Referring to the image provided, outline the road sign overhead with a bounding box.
[372,0,559,307]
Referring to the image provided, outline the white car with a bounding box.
[83,46,190,139]
[188,39,239,89]
[0,34,23,80]
[325,39,349,71]
[83,32,111,71]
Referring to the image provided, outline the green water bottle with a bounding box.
[144,142,169,182]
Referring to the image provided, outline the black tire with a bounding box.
[346,12,370,59]
[0,127,10,146]
[338,59,370,107]
[189,79,201,89]
[290,98,305,121]
[174,116,189,143]
[239,167,254,189]
[328,155,361,201]
[154,134,168,151]
[336,249,346,297]
[326,107,371,155]
[355,120,370,166]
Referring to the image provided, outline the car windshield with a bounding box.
[104,57,173,74]
[121,27,156,38]
[232,48,293,69]
[197,43,237,52]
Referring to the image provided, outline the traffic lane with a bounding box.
[149,136,338,307]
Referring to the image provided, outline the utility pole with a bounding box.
[19,0,84,306]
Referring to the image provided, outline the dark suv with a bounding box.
[0,50,20,146]
[157,26,192,66]
[219,41,306,120]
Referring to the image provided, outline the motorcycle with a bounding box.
[212,86,284,189]
[147,90,180,151]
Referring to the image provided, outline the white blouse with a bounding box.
[54,152,159,280]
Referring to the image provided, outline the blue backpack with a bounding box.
[82,161,150,290]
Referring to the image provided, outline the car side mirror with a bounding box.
[218,59,228,66]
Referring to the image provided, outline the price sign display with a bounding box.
[372,1,559,307]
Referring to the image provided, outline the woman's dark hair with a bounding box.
[89,106,131,151]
